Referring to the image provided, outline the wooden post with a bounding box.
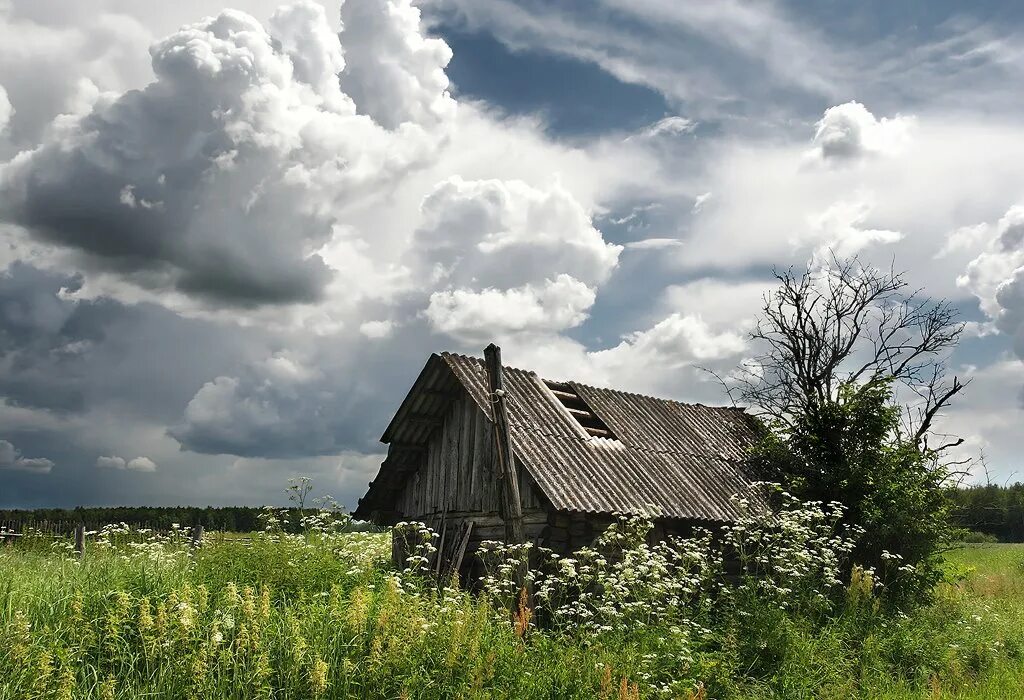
[484,343,526,546]
[191,525,204,549]
[74,524,85,559]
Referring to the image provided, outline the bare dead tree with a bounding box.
[737,255,967,453]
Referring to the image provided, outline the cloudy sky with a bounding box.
[1,0,1023,509]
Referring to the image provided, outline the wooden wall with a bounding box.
[394,394,543,519]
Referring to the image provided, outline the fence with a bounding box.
[1,523,207,557]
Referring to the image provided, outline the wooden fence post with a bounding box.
[191,525,204,549]
[74,524,85,559]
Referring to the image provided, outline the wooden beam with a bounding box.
[448,520,475,584]
[484,343,526,547]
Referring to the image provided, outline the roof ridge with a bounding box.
[439,350,743,413]
[569,379,746,413]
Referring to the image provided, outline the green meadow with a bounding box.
[2,527,1024,700]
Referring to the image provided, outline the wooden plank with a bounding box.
[469,400,480,509]
[434,518,448,575]
[448,520,475,583]
[459,396,472,511]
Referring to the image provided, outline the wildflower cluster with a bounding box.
[722,483,862,612]
[477,484,864,639]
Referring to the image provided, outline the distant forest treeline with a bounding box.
[948,483,1024,542]
[0,506,379,534]
[2,485,1024,540]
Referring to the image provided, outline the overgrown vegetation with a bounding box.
[730,257,966,605]
[3,507,1024,699]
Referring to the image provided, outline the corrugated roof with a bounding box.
[357,352,764,522]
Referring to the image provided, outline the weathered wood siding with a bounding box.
[394,394,543,520]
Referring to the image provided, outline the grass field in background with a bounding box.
[2,534,1024,699]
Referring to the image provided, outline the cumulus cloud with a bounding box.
[936,223,990,259]
[0,0,452,307]
[169,353,361,458]
[338,0,454,129]
[809,101,914,162]
[127,456,157,472]
[594,313,747,368]
[95,454,157,471]
[956,206,1024,413]
[95,455,126,469]
[961,206,1024,357]
[415,176,620,287]
[0,6,153,149]
[413,176,620,339]
[0,439,53,473]
[425,275,596,341]
[799,195,903,257]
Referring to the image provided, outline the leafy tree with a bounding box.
[733,256,967,605]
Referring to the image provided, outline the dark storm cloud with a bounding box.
[1,87,332,306]
[0,261,271,420]
[0,2,453,308]
[169,323,436,458]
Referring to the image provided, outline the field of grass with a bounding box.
[2,529,1024,699]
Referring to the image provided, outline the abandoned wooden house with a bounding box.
[353,346,763,582]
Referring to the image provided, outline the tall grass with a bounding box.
[2,527,1024,698]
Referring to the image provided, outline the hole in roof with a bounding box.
[543,380,618,440]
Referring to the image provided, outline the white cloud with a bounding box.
[960,205,1024,325]
[809,101,914,162]
[665,113,1024,306]
[634,116,695,139]
[415,176,621,290]
[594,313,747,368]
[625,238,683,251]
[95,456,126,469]
[424,274,596,341]
[799,195,903,258]
[96,454,157,471]
[338,0,454,129]
[936,223,990,259]
[662,278,769,327]
[126,456,158,472]
[412,176,621,340]
[359,319,394,339]
[692,191,712,213]
[0,83,11,132]
[0,438,53,473]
